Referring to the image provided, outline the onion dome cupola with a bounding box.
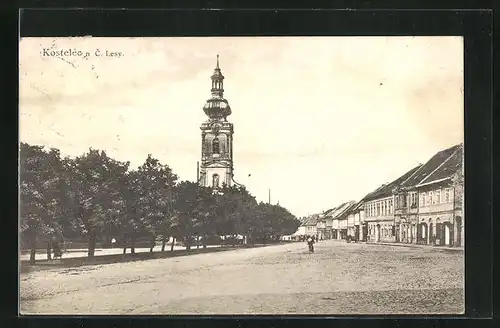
[203,54,232,119]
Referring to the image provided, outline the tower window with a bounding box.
[212,174,220,188]
[212,137,220,154]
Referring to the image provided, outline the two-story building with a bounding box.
[346,201,363,240]
[394,143,463,247]
[327,201,356,240]
[363,165,422,243]
[415,144,463,247]
[316,213,327,241]
[350,200,366,241]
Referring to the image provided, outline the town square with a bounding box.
[21,240,463,315]
[19,36,464,315]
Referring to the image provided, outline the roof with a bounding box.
[417,144,463,186]
[348,199,365,213]
[324,201,357,220]
[362,164,422,202]
[301,214,319,226]
[400,144,462,189]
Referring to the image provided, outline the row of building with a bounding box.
[294,143,464,247]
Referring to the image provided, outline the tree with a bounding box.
[68,149,129,258]
[246,202,300,243]
[118,155,178,254]
[215,185,257,244]
[20,143,68,264]
[173,182,217,250]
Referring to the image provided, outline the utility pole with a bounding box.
[196,161,200,182]
[268,188,271,204]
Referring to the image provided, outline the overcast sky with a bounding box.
[19,37,464,218]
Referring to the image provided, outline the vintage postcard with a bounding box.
[19,36,464,315]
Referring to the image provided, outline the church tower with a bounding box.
[199,55,234,188]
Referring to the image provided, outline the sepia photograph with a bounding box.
[19,36,464,315]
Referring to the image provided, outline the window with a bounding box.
[212,174,219,188]
[436,189,441,204]
[444,188,450,202]
[420,192,425,207]
[428,191,433,206]
[411,193,417,207]
[212,137,220,154]
[402,194,407,207]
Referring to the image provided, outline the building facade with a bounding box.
[363,165,422,243]
[199,55,235,188]
[326,201,356,240]
[394,144,464,247]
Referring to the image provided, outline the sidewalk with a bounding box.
[364,241,464,251]
[19,245,219,261]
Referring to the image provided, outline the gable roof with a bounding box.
[325,201,357,220]
[362,164,422,202]
[301,214,319,226]
[401,143,462,189]
[417,144,463,187]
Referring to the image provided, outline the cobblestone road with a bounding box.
[20,240,464,315]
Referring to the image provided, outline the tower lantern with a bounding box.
[199,55,234,188]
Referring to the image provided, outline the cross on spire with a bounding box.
[216,54,219,69]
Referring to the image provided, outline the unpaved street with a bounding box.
[20,240,464,315]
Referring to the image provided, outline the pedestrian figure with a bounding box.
[307,236,315,253]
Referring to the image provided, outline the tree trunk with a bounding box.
[196,236,200,249]
[202,234,207,249]
[46,240,52,260]
[170,236,175,251]
[87,231,97,258]
[161,235,167,252]
[29,233,37,265]
[149,234,155,252]
[123,247,127,254]
[131,233,136,254]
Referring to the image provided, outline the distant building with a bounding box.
[325,201,356,240]
[301,215,319,237]
[346,201,365,241]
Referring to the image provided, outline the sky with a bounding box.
[19,37,464,218]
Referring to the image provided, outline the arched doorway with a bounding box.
[212,173,220,188]
[417,221,428,245]
[435,218,443,246]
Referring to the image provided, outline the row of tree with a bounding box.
[20,143,301,264]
